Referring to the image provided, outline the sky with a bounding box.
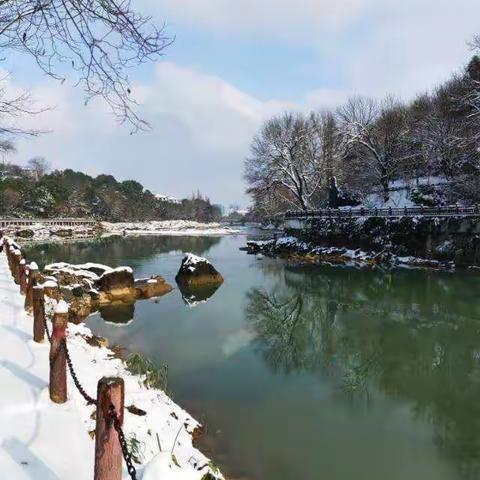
[6,0,480,207]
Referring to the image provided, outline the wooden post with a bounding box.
[94,377,125,480]
[19,260,27,295]
[33,286,45,343]
[12,250,22,284]
[25,263,39,312]
[8,246,14,275]
[49,302,68,404]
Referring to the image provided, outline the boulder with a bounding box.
[175,253,223,288]
[15,229,34,238]
[50,228,73,237]
[135,275,173,299]
[96,267,136,304]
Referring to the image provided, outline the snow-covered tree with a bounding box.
[245,112,339,211]
[337,96,407,201]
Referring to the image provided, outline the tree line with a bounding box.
[0,161,222,222]
[245,44,480,216]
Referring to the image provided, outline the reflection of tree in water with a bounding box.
[23,235,222,269]
[245,288,338,375]
[246,266,480,479]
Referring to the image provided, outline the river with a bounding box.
[24,233,480,480]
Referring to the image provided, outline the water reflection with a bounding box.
[245,267,480,479]
[177,282,222,307]
[23,235,222,270]
[99,302,135,324]
[22,235,480,480]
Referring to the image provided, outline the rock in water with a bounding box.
[135,275,173,299]
[175,253,223,287]
[96,267,136,303]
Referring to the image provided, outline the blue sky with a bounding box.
[8,0,480,207]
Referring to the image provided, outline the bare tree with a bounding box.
[0,1,172,132]
[245,112,333,211]
[0,72,47,154]
[28,156,50,181]
[337,96,407,200]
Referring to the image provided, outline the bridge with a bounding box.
[284,205,480,220]
[0,218,98,228]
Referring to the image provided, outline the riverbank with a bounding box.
[0,239,223,479]
[103,220,242,237]
[2,220,242,242]
[243,236,456,270]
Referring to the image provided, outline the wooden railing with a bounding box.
[1,235,136,480]
[284,205,480,220]
[0,217,97,228]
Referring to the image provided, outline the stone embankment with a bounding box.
[243,236,455,270]
[282,215,480,267]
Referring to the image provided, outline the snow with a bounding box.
[1,223,97,242]
[362,176,451,209]
[364,189,416,209]
[104,220,241,237]
[38,280,58,288]
[0,251,222,479]
[55,300,69,314]
[29,262,39,271]
[183,253,207,267]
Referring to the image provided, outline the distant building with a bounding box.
[155,194,182,205]
[225,206,249,217]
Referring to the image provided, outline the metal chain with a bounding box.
[43,314,52,343]
[43,311,135,479]
[109,408,138,480]
[62,340,97,406]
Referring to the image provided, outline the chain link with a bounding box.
[43,314,51,343]
[62,339,97,405]
[109,408,138,480]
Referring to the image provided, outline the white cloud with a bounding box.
[152,0,480,100]
[156,0,372,39]
[13,63,294,206]
[8,0,480,207]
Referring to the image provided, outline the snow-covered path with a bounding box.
[0,252,94,479]
[0,243,224,480]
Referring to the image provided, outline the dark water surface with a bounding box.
[24,235,480,480]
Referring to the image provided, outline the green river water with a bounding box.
[24,234,480,480]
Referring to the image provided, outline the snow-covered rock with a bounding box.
[175,253,224,287]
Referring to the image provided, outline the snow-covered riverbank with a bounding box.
[103,220,242,236]
[244,236,455,270]
[2,220,243,242]
[0,245,223,479]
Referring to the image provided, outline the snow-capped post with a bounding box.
[49,301,69,404]
[94,377,125,480]
[32,286,46,343]
[25,262,39,312]
[19,259,27,295]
